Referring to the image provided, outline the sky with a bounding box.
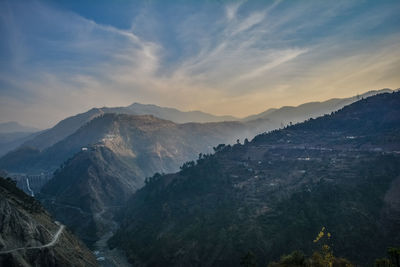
[0,0,399,128]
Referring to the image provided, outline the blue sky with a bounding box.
[0,0,399,128]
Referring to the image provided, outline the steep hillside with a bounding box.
[0,177,97,267]
[33,114,248,244]
[109,91,400,266]
[39,146,142,243]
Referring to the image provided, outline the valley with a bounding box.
[1,1,400,266]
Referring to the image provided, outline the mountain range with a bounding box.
[0,88,396,264]
[109,91,400,266]
[0,89,392,174]
[13,103,238,153]
[0,89,391,154]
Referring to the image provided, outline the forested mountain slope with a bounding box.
[110,91,400,266]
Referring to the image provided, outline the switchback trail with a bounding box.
[0,223,64,254]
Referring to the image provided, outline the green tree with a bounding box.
[269,251,307,267]
[375,247,400,267]
[388,247,400,267]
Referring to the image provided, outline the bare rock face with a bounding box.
[0,177,98,267]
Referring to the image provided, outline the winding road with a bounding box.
[0,223,64,254]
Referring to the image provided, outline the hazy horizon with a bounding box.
[0,87,396,130]
[1,0,399,128]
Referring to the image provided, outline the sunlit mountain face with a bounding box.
[0,1,399,267]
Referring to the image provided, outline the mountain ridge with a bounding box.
[242,88,393,122]
[126,102,238,123]
[5,88,393,155]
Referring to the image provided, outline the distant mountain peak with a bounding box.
[126,102,238,123]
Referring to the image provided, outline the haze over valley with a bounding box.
[1,0,399,266]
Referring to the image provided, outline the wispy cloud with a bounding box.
[232,11,266,35]
[0,0,399,127]
[233,48,308,82]
[225,1,244,21]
